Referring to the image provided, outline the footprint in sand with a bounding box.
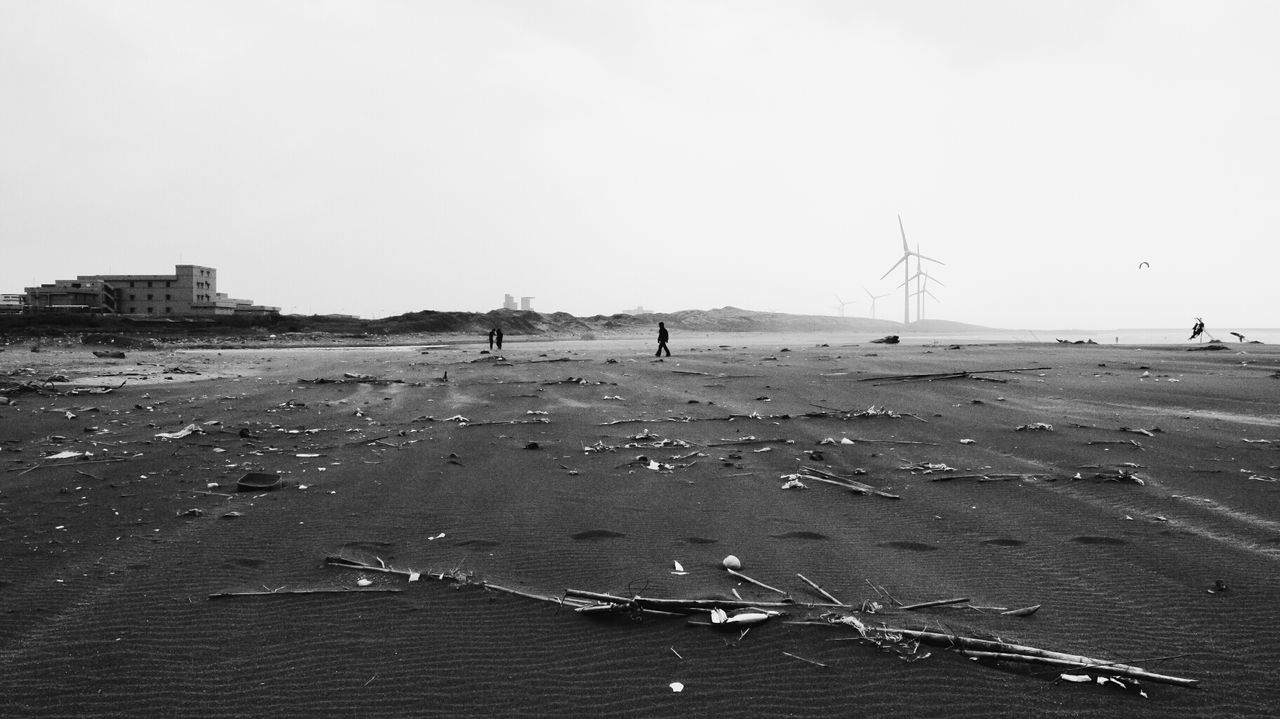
[879,541,938,551]
[982,538,1025,547]
[771,530,829,540]
[1070,536,1127,546]
[571,529,626,541]
[684,537,719,545]
[453,539,501,549]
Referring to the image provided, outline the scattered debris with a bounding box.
[1016,423,1054,432]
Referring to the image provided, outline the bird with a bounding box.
[1230,332,1246,342]
[1189,318,1205,340]
[1138,261,1150,269]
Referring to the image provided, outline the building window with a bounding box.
[165,307,172,313]
[165,294,171,300]
[129,282,135,288]
[129,294,135,300]
[147,294,153,300]
[166,281,171,288]
[147,281,152,288]
[147,307,154,313]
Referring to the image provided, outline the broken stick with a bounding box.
[796,573,845,606]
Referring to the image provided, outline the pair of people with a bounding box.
[487,327,504,350]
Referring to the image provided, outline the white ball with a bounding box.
[722,555,741,570]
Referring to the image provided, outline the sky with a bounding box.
[2,0,1278,330]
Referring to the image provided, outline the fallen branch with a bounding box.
[796,573,845,606]
[798,467,900,499]
[839,437,940,446]
[562,588,842,612]
[726,568,790,597]
[858,367,1051,385]
[781,651,829,668]
[209,587,403,598]
[927,473,1045,482]
[884,628,1195,688]
[899,597,969,611]
[325,555,417,579]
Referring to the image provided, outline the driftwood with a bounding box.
[892,628,1197,688]
[315,552,1191,688]
[726,567,790,597]
[325,555,417,578]
[709,438,791,447]
[899,597,969,611]
[858,367,1051,385]
[210,587,403,598]
[796,573,845,606]
[839,437,940,446]
[927,473,1047,482]
[562,588,844,613]
[781,651,829,668]
[798,467,900,499]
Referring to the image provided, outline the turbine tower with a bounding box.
[901,257,945,321]
[863,287,889,320]
[880,215,943,326]
[910,271,943,320]
[833,294,854,317]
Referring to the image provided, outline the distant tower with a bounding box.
[520,296,535,311]
[503,294,517,310]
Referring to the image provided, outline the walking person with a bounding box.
[655,321,670,357]
[495,327,504,350]
[488,328,496,351]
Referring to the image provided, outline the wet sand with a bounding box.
[2,335,1279,717]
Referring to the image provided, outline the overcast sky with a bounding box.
[2,0,1277,329]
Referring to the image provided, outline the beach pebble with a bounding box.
[722,555,741,570]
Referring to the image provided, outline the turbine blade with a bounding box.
[879,255,908,280]
[898,215,909,252]
[915,252,945,265]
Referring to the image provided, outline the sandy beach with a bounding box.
[2,333,1279,717]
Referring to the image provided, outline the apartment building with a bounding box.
[24,265,278,317]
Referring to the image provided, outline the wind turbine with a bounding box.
[912,271,943,320]
[833,294,855,317]
[879,215,944,326]
[901,259,945,321]
[863,287,889,320]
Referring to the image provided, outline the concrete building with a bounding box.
[520,296,535,311]
[502,294,517,310]
[0,293,25,313]
[24,265,278,317]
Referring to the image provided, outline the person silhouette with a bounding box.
[495,327,504,350]
[655,321,670,357]
[488,328,496,350]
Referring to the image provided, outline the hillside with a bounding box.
[0,306,993,342]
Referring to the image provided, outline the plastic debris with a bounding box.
[155,423,200,439]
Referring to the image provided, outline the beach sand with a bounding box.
[2,334,1278,717]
